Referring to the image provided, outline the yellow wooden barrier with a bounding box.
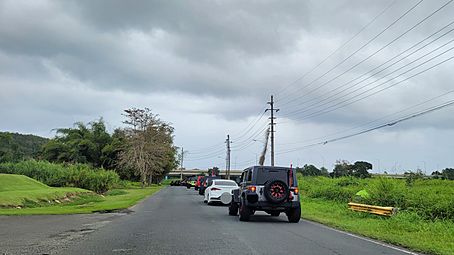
[348,202,397,216]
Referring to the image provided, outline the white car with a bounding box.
[204,179,238,205]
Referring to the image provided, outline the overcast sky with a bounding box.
[1,0,454,173]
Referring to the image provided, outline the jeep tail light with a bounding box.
[247,186,256,192]
[291,187,299,195]
[211,187,221,191]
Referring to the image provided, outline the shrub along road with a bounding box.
[1,186,420,255]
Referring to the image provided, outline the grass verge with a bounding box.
[0,186,164,215]
[0,174,165,215]
[0,174,88,207]
[301,196,454,255]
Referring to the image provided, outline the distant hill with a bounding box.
[0,132,49,162]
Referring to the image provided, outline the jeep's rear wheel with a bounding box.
[239,200,251,221]
[264,179,289,204]
[229,201,238,216]
[286,207,301,223]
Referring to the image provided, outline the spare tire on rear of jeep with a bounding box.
[264,179,289,204]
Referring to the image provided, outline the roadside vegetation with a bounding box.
[39,109,178,185]
[299,175,454,255]
[0,107,177,215]
[0,173,164,215]
[0,132,48,163]
[0,174,88,208]
[0,160,119,193]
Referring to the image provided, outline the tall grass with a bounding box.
[298,175,454,220]
[0,160,119,193]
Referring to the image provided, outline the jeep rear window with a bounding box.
[255,168,291,185]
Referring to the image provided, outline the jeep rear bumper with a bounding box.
[245,200,300,211]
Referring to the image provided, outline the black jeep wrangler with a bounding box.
[228,166,301,223]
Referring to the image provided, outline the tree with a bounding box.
[119,108,177,186]
[0,133,15,163]
[351,161,372,178]
[41,119,117,169]
[431,170,442,176]
[0,132,48,162]
[332,160,351,178]
[442,168,454,180]
[405,169,425,186]
[297,164,321,176]
[320,167,329,177]
[431,170,442,179]
[208,167,220,176]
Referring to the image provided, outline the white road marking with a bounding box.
[112,248,133,252]
[302,219,422,255]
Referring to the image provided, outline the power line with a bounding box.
[277,89,454,146]
[277,0,426,108]
[231,125,269,151]
[288,50,454,122]
[275,0,397,99]
[184,107,266,155]
[276,98,454,155]
[280,0,453,110]
[281,20,454,117]
[282,37,454,119]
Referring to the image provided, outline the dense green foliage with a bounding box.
[442,168,454,180]
[331,160,372,178]
[299,175,454,220]
[40,114,177,183]
[41,120,123,169]
[0,132,48,163]
[207,167,220,176]
[0,160,119,193]
[296,164,329,176]
[40,119,141,181]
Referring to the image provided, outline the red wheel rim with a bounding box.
[270,183,285,199]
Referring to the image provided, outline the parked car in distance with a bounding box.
[186,176,197,189]
[180,179,188,187]
[204,180,238,205]
[229,166,301,223]
[199,176,221,195]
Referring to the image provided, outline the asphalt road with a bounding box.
[0,186,420,255]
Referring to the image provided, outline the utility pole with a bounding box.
[225,135,231,179]
[180,147,184,180]
[266,95,279,166]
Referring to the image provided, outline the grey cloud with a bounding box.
[1,0,454,170]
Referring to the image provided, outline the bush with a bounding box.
[0,160,119,193]
[298,175,454,220]
[299,176,361,203]
[365,177,406,208]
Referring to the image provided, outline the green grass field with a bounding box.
[299,176,454,255]
[0,174,164,215]
[0,174,88,207]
